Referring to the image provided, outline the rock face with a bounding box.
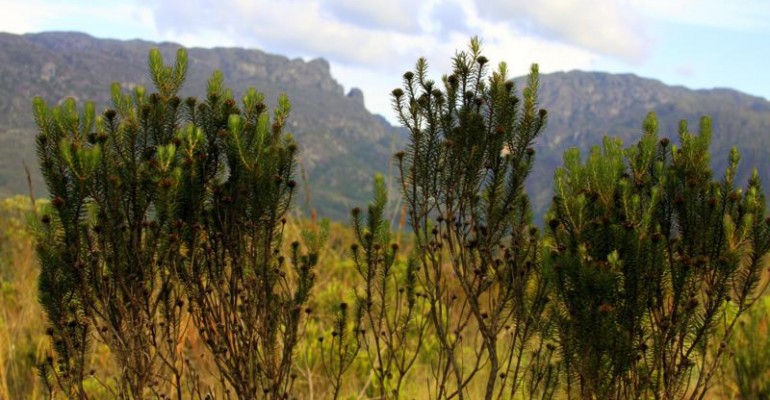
[521,70,770,220]
[1,32,770,222]
[347,88,365,105]
[0,31,404,220]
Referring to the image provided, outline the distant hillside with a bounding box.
[524,71,770,220]
[1,32,770,222]
[0,31,403,220]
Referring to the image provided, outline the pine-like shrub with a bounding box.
[392,37,557,400]
[33,48,317,399]
[33,50,192,398]
[172,68,318,400]
[347,175,428,399]
[547,112,770,399]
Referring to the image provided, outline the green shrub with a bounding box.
[33,48,318,399]
[393,37,556,400]
[546,113,770,399]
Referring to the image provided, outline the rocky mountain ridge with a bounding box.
[2,31,770,221]
[0,31,401,219]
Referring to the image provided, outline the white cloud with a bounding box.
[132,0,609,121]
[630,0,770,32]
[0,0,60,33]
[0,0,158,41]
[321,0,424,33]
[475,0,650,62]
[1,0,660,120]
[144,0,434,66]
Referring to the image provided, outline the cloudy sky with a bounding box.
[3,0,769,122]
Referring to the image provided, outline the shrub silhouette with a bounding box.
[33,48,318,399]
[547,113,770,399]
[33,50,192,398]
[392,37,557,400]
[345,175,428,399]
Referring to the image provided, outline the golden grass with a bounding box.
[0,196,764,399]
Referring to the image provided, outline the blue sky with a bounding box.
[3,0,769,122]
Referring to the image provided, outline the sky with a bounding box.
[3,0,770,123]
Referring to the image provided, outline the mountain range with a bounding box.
[2,31,769,222]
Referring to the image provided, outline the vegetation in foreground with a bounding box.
[0,37,766,399]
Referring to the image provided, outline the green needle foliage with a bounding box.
[175,72,319,399]
[727,295,770,400]
[546,112,770,399]
[318,300,361,400]
[392,37,556,400]
[33,48,317,400]
[349,175,428,399]
[33,50,191,399]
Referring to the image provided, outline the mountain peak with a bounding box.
[347,87,364,104]
[307,57,331,73]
